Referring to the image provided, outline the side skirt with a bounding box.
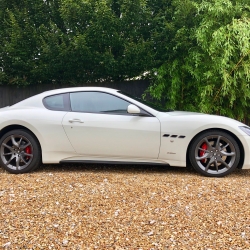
[60,160,170,166]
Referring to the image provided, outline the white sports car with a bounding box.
[0,87,250,177]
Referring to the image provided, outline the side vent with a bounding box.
[163,134,170,137]
[170,135,178,138]
[163,134,186,138]
[178,135,186,139]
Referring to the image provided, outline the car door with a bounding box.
[62,91,161,160]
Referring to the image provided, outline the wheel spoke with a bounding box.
[2,143,13,150]
[6,155,15,165]
[215,136,221,149]
[205,158,215,172]
[218,159,230,169]
[20,155,28,164]
[204,138,212,150]
[16,156,21,169]
[198,147,209,153]
[215,160,219,172]
[11,135,19,147]
[23,153,33,157]
[20,142,31,150]
[3,152,13,156]
[220,151,235,157]
[196,154,210,161]
[220,143,229,151]
[18,137,23,147]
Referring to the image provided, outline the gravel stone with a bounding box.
[0,164,250,249]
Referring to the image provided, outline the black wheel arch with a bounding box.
[186,128,245,169]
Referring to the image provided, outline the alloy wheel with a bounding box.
[0,134,33,171]
[194,134,236,175]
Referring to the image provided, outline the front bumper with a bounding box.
[238,135,250,169]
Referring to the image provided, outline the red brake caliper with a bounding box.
[199,143,208,163]
[25,146,32,160]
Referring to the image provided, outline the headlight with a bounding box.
[239,126,250,136]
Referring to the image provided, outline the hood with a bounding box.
[166,111,243,125]
[167,111,204,116]
[158,110,246,127]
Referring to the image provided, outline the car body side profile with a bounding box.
[0,87,250,177]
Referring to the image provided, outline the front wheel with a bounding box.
[0,129,41,174]
[189,130,240,177]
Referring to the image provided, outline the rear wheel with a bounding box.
[0,129,41,174]
[189,130,240,177]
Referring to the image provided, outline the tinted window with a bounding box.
[70,92,130,114]
[43,93,70,111]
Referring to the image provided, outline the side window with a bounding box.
[43,93,70,111]
[70,92,131,114]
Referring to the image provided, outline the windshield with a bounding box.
[118,91,172,112]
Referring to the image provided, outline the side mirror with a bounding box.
[127,104,141,114]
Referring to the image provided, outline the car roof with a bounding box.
[41,87,119,96]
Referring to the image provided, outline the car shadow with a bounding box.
[35,163,250,178]
[37,163,192,174]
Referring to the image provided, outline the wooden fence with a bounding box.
[0,80,150,108]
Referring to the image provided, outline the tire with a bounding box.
[0,129,41,174]
[189,130,240,177]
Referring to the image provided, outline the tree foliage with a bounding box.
[149,0,250,120]
[0,0,157,85]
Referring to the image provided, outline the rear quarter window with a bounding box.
[43,93,70,111]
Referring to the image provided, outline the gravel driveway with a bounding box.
[1,164,250,249]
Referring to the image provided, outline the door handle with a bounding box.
[68,119,84,123]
